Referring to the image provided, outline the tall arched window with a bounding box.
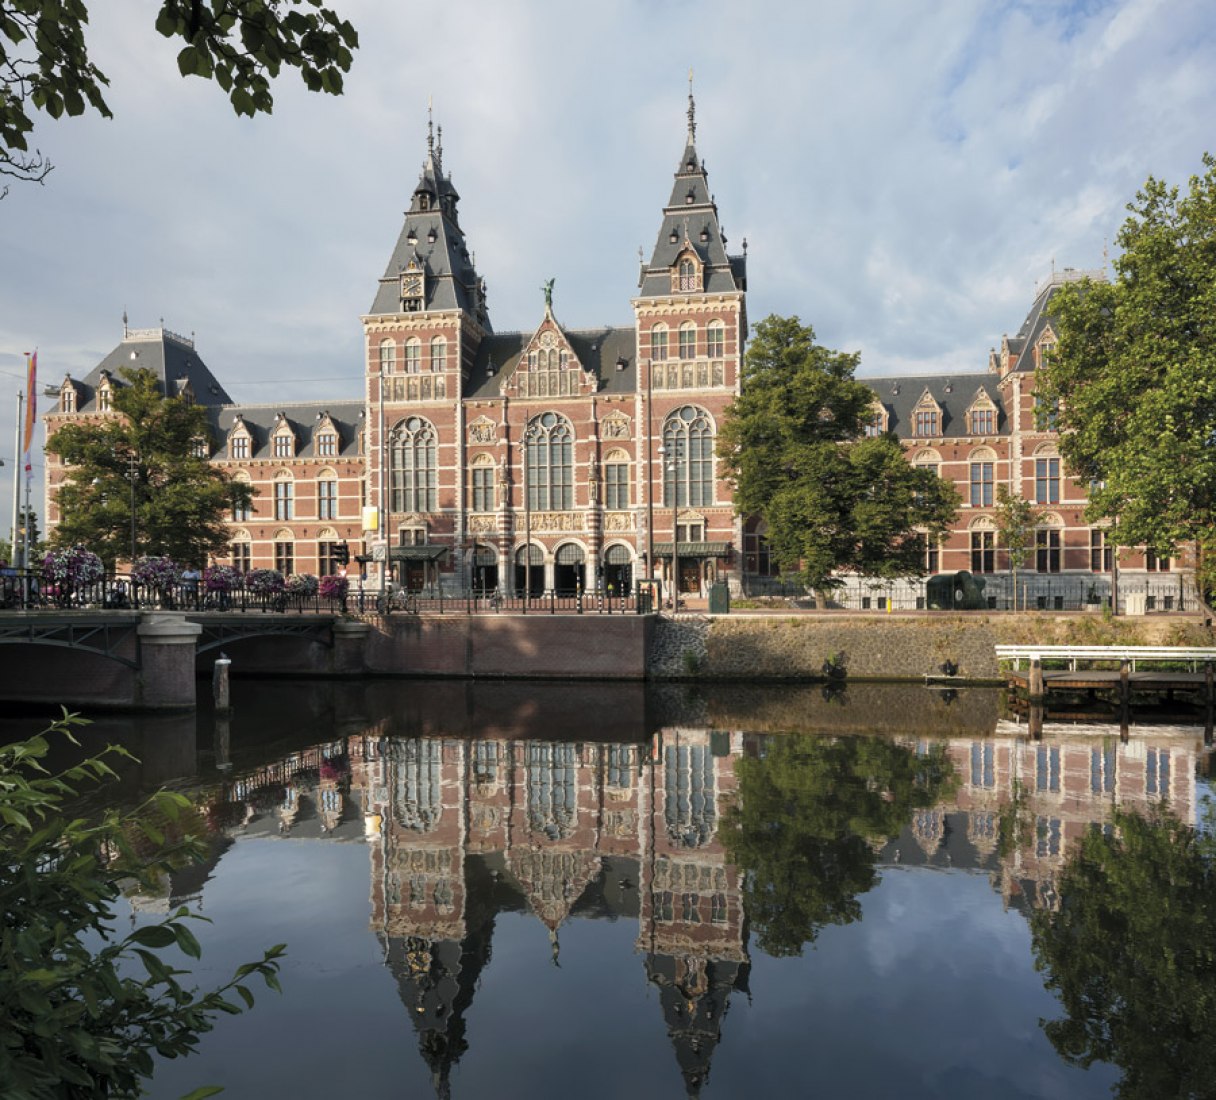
[469,452,495,512]
[651,324,669,362]
[603,448,630,510]
[526,412,573,510]
[679,322,696,360]
[706,320,725,359]
[678,258,698,292]
[663,405,714,507]
[390,416,437,513]
[404,338,422,374]
[379,338,395,373]
[430,336,446,373]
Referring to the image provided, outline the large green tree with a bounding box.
[47,367,252,567]
[718,315,959,589]
[993,486,1038,609]
[1031,807,1216,1100]
[1,1,358,194]
[1037,154,1216,564]
[720,735,956,958]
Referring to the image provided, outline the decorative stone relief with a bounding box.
[469,417,497,444]
[604,512,633,531]
[515,512,583,532]
[468,515,496,533]
[601,415,630,440]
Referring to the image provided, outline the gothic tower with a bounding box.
[632,85,748,598]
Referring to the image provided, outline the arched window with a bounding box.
[651,324,669,363]
[379,338,395,373]
[469,452,495,512]
[526,741,577,839]
[273,471,294,520]
[231,472,252,521]
[404,338,422,374]
[393,739,443,831]
[230,529,252,573]
[969,447,996,507]
[430,336,446,373]
[316,467,338,520]
[665,742,715,847]
[526,412,573,511]
[390,416,437,513]
[679,322,696,360]
[663,405,714,508]
[706,320,725,359]
[678,258,698,292]
[273,529,294,576]
[603,448,630,510]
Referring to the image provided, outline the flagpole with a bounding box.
[10,390,22,569]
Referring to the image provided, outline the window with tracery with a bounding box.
[526,412,573,510]
[404,339,421,374]
[394,738,443,831]
[524,336,577,397]
[526,741,577,839]
[662,405,714,508]
[390,416,437,513]
[677,258,698,292]
[664,743,715,848]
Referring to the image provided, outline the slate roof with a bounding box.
[464,324,637,400]
[368,125,491,329]
[638,105,745,299]
[204,400,365,460]
[64,327,232,412]
[1003,268,1105,373]
[861,371,1008,440]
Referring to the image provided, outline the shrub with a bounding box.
[42,546,104,590]
[0,714,284,1096]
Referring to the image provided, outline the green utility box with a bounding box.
[708,582,731,614]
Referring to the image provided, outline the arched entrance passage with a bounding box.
[554,542,585,595]
[514,544,544,598]
[603,544,633,596]
[472,544,498,594]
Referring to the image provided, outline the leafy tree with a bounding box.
[1031,807,1216,1100]
[719,735,956,957]
[993,486,1038,609]
[46,367,253,567]
[0,713,285,1096]
[1038,154,1216,563]
[1,0,358,194]
[718,315,959,589]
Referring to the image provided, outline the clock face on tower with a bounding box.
[402,274,423,299]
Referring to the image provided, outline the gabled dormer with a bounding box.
[1035,324,1058,368]
[862,400,888,437]
[228,415,252,460]
[911,389,943,437]
[57,375,78,415]
[671,244,703,294]
[507,309,596,400]
[966,389,998,436]
[97,370,114,413]
[313,412,341,457]
[271,412,297,459]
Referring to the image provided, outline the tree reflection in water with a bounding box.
[720,735,958,958]
[1031,806,1216,1100]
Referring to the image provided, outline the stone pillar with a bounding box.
[137,613,203,711]
[332,619,371,675]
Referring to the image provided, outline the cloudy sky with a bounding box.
[2,0,1215,534]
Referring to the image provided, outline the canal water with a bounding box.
[14,680,1214,1099]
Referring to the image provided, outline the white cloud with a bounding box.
[3,0,1216,529]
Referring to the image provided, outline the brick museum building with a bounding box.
[42,97,1193,607]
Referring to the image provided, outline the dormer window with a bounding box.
[60,384,77,414]
[317,432,337,457]
[672,251,701,294]
[915,409,938,436]
[229,422,251,460]
[97,376,112,413]
[191,437,209,459]
[970,407,995,435]
[863,403,888,437]
[272,420,295,459]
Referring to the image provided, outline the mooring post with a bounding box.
[1028,701,1044,741]
[1028,656,1044,700]
[1119,658,1131,741]
[213,654,232,713]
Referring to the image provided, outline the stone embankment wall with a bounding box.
[648,613,1215,682]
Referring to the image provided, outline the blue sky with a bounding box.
[2,0,1215,534]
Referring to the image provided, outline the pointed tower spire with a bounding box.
[426,96,435,160]
[687,68,696,144]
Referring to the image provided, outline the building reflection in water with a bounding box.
[184,718,1202,1098]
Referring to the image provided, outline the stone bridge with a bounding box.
[0,611,370,711]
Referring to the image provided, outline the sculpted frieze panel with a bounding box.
[604,512,634,531]
[513,512,583,532]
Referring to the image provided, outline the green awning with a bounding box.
[652,541,732,558]
[388,545,448,562]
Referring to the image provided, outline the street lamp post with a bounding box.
[659,445,677,613]
[125,452,138,566]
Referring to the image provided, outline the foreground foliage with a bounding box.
[0,714,284,1097]
[720,735,957,957]
[718,315,959,589]
[46,368,254,567]
[1031,806,1216,1100]
[1,0,358,193]
[1038,154,1216,571]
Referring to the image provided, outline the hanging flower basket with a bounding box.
[42,546,104,602]
[131,555,182,591]
[245,568,285,596]
[318,574,349,602]
[285,573,319,598]
[204,564,241,593]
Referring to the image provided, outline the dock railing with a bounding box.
[995,645,1216,672]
